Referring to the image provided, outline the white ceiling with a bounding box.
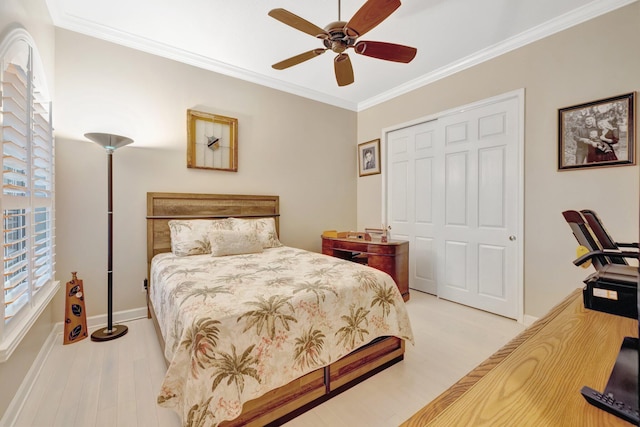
[45,0,634,111]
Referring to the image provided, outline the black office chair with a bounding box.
[562,210,637,319]
[580,209,638,266]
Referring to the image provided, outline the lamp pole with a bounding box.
[84,133,132,342]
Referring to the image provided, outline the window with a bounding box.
[0,29,57,361]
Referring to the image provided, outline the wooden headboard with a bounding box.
[146,192,280,268]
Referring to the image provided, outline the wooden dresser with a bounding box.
[401,288,638,426]
[321,236,409,301]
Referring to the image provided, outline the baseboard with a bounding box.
[523,314,539,327]
[54,306,149,335]
[1,306,147,427]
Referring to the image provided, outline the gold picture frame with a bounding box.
[358,139,381,176]
[187,109,238,171]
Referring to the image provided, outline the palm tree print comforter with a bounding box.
[151,246,414,426]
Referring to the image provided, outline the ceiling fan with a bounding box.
[268,0,417,87]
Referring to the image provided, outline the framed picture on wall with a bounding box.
[358,139,381,176]
[187,109,238,172]
[558,92,635,170]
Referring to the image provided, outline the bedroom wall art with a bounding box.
[187,109,238,172]
[358,138,381,176]
[558,92,635,170]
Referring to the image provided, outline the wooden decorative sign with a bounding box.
[63,272,88,344]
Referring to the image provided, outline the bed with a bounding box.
[146,192,414,426]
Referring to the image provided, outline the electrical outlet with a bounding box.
[141,278,147,293]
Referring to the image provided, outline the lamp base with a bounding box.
[91,324,128,342]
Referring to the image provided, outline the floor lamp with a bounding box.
[85,132,133,342]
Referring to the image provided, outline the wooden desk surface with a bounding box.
[402,288,638,426]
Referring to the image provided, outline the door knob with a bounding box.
[509,235,516,241]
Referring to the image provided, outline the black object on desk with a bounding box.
[581,337,639,425]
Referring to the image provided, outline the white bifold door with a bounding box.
[386,91,522,319]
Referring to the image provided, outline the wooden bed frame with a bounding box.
[146,192,406,426]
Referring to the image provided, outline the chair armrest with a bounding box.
[615,242,639,249]
[573,250,639,266]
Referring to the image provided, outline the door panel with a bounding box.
[415,236,435,284]
[478,147,505,228]
[478,244,505,297]
[445,241,467,289]
[391,160,409,222]
[415,157,432,223]
[445,152,468,226]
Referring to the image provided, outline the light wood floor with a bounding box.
[11,290,525,427]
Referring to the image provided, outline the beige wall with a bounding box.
[357,3,640,318]
[0,0,56,418]
[53,29,358,320]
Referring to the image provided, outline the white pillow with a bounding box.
[229,217,282,248]
[168,219,231,256]
[209,230,263,257]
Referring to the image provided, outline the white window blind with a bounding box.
[0,30,55,355]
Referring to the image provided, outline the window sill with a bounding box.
[0,280,60,363]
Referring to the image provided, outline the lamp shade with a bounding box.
[84,132,133,150]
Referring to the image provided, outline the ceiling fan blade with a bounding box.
[345,0,401,37]
[334,53,354,87]
[268,8,329,39]
[272,49,326,70]
[354,41,417,63]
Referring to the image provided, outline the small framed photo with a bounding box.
[358,139,381,177]
[558,92,635,170]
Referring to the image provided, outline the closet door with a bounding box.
[387,120,440,294]
[386,91,522,319]
[437,96,520,318]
